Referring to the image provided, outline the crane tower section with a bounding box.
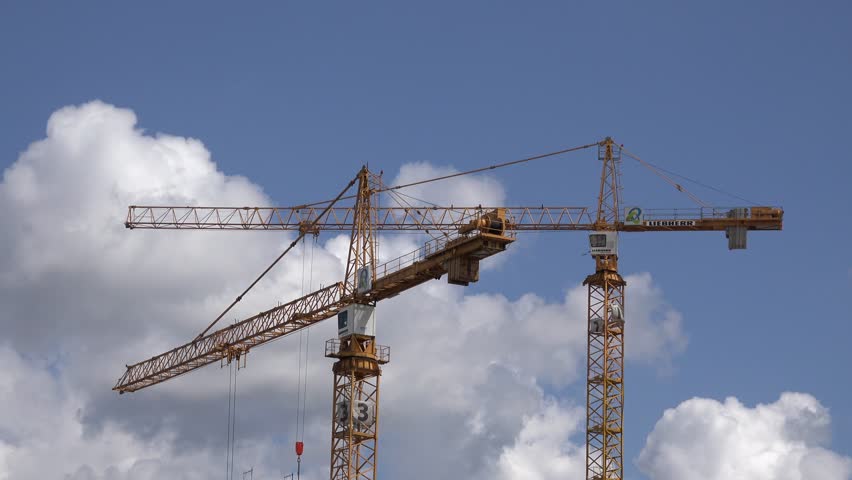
[585,138,625,480]
[584,255,625,480]
[325,328,388,480]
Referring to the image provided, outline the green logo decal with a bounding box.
[625,207,642,225]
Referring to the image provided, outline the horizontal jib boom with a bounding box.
[125,205,781,232]
[113,283,347,393]
[113,232,515,393]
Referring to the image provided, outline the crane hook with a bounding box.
[295,441,304,479]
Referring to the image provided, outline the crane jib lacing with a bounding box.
[195,173,359,340]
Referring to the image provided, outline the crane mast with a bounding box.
[329,167,383,480]
[113,138,783,480]
[343,167,379,298]
[585,138,626,480]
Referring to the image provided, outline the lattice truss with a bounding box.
[109,138,783,480]
[330,371,380,480]
[586,274,625,480]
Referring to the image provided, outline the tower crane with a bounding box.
[114,138,783,480]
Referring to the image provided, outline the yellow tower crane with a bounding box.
[114,138,783,480]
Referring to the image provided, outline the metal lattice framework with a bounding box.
[125,205,783,233]
[595,138,623,228]
[115,283,346,392]
[584,137,626,480]
[125,205,593,231]
[343,168,379,298]
[112,138,784,480]
[584,261,625,480]
[326,336,387,480]
[114,231,513,393]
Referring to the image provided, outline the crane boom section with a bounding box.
[113,231,514,393]
[126,205,782,232]
[114,282,346,393]
[125,205,591,231]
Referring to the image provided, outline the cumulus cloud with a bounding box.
[385,162,512,271]
[622,272,688,370]
[639,393,852,480]
[389,162,506,206]
[1,101,690,479]
[488,401,586,480]
[373,269,685,478]
[0,345,236,480]
[0,101,305,478]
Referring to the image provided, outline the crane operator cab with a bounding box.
[589,231,618,257]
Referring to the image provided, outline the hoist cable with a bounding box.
[195,173,359,340]
[300,242,313,437]
[620,147,711,208]
[226,362,233,480]
[628,152,760,205]
[373,142,597,194]
[386,190,444,242]
[294,236,316,444]
[300,238,316,440]
[295,329,304,441]
[290,142,599,209]
[230,365,238,480]
[297,236,311,439]
[299,329,310,440]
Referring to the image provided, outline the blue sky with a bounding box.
[1,2,850,479]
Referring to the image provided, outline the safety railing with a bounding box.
[372,209,490,279]
[629,206,783,222]
[325,338,391,363]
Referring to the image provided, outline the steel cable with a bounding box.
[195,173,359,340]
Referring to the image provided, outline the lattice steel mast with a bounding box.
[327,167,385,480]
[584,137,626,480]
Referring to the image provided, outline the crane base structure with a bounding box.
[325,334,390,480]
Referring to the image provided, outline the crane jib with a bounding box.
[113,231,515,393]
[125,205,782,233]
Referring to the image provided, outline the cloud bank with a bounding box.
[639,393,852,480]
[0,101,843,480]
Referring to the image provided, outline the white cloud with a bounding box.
[1,101,266,285]
[389,162,506,206]
[0,345,235,480]
[489,401,586,480]
[622,272,688,370]
[0,101,690,479]
[373,271,685,478]
[386,162,512,271]
[638,393,852,480]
